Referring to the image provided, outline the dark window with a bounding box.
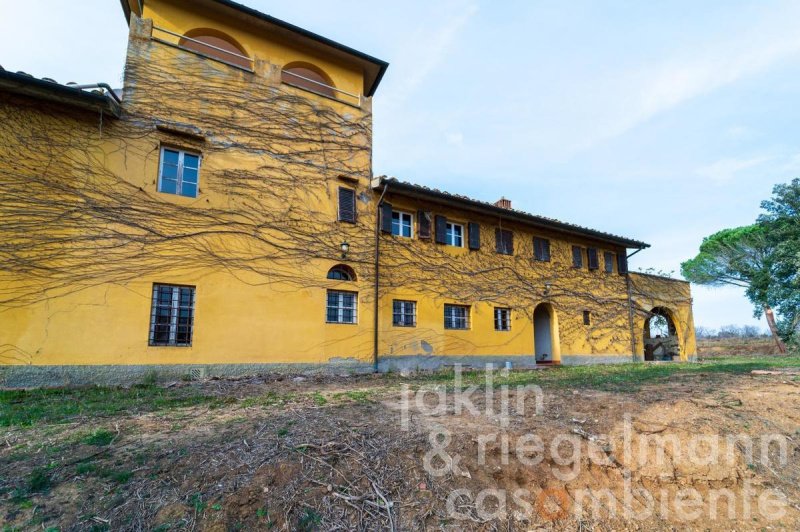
[444,304,470,330]
[604,252,614,273]
[338,187,356,223]
[149,284,195,346]
[392,300,416,327]
[572,246,583,268]
[617,253,628,274]
[496,229,514,255]
[418,210,431,239]
[494,307,511,331]
[327,265,355,281]
[380,202,393,233]
[159,147,200,198]
[468,222,481,250]
[434,215,447,244]
[583,311,591,325]
[587,248,599,270]
[327,290,357,324]
[534,238,551,262]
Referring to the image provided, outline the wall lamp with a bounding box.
[340,241,350,258]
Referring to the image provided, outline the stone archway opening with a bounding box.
[644,307,680,361]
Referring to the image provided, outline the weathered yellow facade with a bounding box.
[0,0,696,385]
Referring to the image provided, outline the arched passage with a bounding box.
[179,28,251,69]
[534,303,560,364]
[643,307,680,361]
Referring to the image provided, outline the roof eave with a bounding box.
[378,178,650,250]
[0,71,121,118]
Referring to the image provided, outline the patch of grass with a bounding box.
[99,468,133,484]
[332,390,373,403]
[76,463,97,475]
[84,429,115,446]
[190,493,207,515]
[297,509,322,531]
[409,356,800,392]
[311,392,327,406]
[28,467,51,493]
[0,386,225,427]
[240,391,295,408]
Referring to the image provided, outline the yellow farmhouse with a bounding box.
[0,0,696,386]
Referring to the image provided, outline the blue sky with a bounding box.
[3,0,800,330]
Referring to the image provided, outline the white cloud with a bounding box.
[696,156,771,183]
[382,2,478,106]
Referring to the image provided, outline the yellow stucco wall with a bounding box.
[0,1,697,373]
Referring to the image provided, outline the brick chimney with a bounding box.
[494,197,512,209]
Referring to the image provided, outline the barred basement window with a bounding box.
[583,310,591,325]
[494,307,511,331]
[444,304,470,330]
[327,290,357,324]
[159,147,200,198]
[392,300,416,327]
[149,284,195,346]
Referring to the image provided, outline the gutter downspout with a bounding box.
[373,182,389,372]
[625,247,644,361]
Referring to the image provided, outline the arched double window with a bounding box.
[327,264,356,281]
[179,29,251,69]
[281,62,336,98]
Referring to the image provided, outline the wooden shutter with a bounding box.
[434,215,447,244]
[604,251,614,273]
[534,238,551,261]
[543,239,551,261]
[380,202,393,234]
[468,222,480,250]
[617,253,628,274]
[418,210,431,238]
[587,247,599,270]
[338,187,356,223]
[572,246,583,268]
[496,229,513,255]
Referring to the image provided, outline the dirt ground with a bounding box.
[2,365,800,531]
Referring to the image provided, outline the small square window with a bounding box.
[445,222,464,247]
[158,147,201,198]
[604,252,615,273]
[392,300,416,326]
[583,310,591,326]
[391,211,413,238]
[494,307,511,331]
[149,284,195,346]
[444,304,470,330]
[327,290,357,324]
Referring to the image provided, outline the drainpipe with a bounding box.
[373,182,389,372]
[625,248,644,361]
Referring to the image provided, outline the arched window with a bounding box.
[179,29,251,69]
[327,264,356,281]
[281,62,336,98]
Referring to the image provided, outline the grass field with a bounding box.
[2,352,799,530]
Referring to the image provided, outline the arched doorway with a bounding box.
[534,303,559,364]
[643,307,680,361]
